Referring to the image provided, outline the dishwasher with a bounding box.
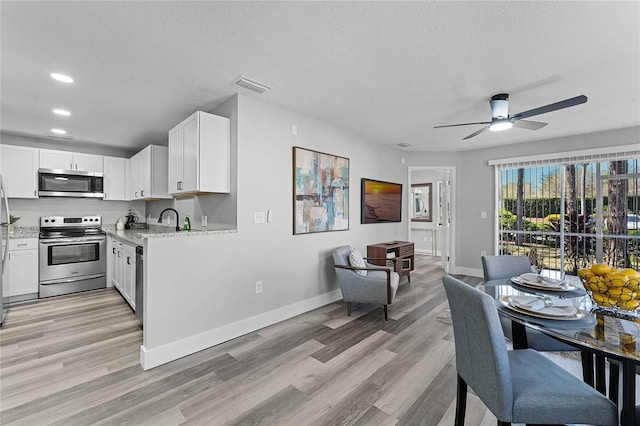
[135,245,143,325]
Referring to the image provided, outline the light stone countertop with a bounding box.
[103,224,237,246]
[5,226,40,240]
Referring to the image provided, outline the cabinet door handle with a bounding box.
[177,181,183,190]
[141,190,145,197]
[113,247,116,254]
[126,256,131,265]
[17,243,27,247]
[135,191,139,198]
[117,251,121,257]
[70,162,74,170]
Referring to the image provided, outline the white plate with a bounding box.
[518,273,564,287]
[510,276,578,292]
[499,296,586,320]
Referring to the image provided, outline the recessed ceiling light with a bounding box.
[50,73,74,83]
[53,109,71,116]
[50,128,67,134]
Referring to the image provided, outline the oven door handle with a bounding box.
[40,237,106,244]
[39,273,106,285]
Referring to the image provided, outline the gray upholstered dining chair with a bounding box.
[442,274,618,426]
[481,255,578,352]
[332,245,399,321]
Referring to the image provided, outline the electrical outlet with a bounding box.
[423,236,427,241]
[254,211,265,224]
[201,215,208,227]
[481,211,487,219]
[256,281,263,294]
[292,124,298,135]
[481,250,487,257]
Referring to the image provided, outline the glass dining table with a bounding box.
[481,276,640,426]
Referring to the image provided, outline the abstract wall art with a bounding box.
[293,146,349,234]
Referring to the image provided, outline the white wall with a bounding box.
[141,94,410,368]
[8,197,145,227]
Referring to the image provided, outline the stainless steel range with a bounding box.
[39,215,106,298]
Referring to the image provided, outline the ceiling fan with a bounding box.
[434,93,588,140]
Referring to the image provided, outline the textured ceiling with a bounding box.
[1,1,639,153]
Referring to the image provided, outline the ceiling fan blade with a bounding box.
[512,120,548,130]
[511,95,587,120]
[463,126,490,140]
[434,121,490,129]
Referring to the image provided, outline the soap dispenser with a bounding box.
[183,216,191,231]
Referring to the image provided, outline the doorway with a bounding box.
[408,166,456,273]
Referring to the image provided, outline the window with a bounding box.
[493,147,640,275]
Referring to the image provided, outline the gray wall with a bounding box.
[457,126,640,272]
[143,94,409,361]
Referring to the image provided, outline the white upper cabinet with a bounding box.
[0,145,39,198]
[168,111,230,196]
[40,149,103,173]
[128,145,170,200]
[103,156,128,201]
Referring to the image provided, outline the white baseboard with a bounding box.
[415,249,440,256]
[451,266,483,278]
[140,289,343,370]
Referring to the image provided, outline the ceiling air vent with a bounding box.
[235,76,271,94]
[396,142,412,148]
[47,134,73,140]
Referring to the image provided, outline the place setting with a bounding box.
[508,272,587,297]
[499,294,586,321]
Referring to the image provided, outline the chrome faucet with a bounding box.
[158,208,180,232]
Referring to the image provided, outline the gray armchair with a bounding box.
[442,275,618,425]
[332,245,400,321]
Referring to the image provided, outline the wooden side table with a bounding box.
[367,241,415,281]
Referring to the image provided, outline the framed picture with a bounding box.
[411,182,432,222]
[361,178,403,224]
[293,146,349,234]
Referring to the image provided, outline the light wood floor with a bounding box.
[0,256,506,425]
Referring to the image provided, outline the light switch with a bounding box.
[481,211,487,219]
[254,211,265,224]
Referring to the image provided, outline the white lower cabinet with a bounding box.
[2,239,39,298]
[108,236,136,310]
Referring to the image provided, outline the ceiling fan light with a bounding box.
[489,121,513,132]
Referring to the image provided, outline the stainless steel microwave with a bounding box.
[38,169,104,198]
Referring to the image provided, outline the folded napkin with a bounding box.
[518,273,564,287]
[510,296,546,311]
[539,276,564,287]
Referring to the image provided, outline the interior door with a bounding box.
[441,173,452,273]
